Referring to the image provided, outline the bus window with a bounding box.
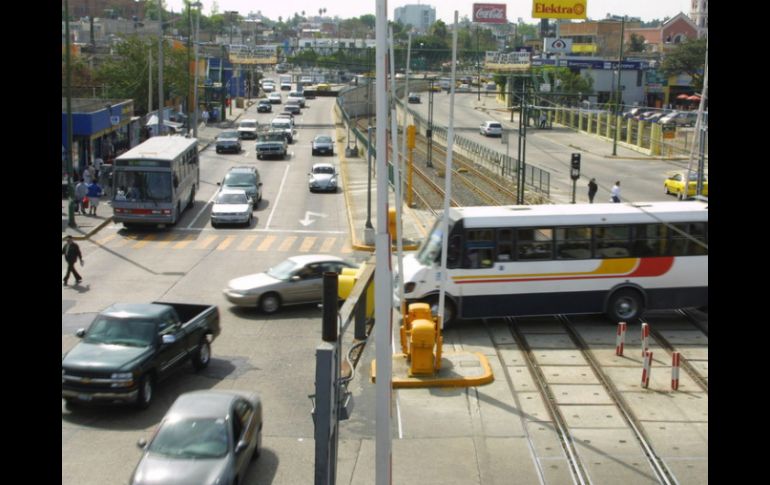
[688,222,708,255]
[633,224,668,257]
[497,229,514,261]
[447,235,461,268]
[464,247,494,268]
[595,225,631,258]
[670,223,698,256]
[556,226,592,259]
[517,228,553,260]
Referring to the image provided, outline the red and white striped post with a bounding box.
[641,351,653,388]
[671,352,681,391]
[615,322,627,356]
[641,322,650,356]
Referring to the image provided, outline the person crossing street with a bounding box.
[62,235,83,286]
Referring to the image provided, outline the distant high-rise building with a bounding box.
[690,0,708,38]
[394,4,436,34]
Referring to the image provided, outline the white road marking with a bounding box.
[265,164,291,230]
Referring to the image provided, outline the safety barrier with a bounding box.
[671,352,681,391]
[642,350,653,389]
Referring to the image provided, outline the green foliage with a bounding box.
[628,33,646,53]
[660,38,706,91]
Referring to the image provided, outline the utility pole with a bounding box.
[477,24,481,101]
[148,48,152,117]
[612,16,625,156]
[192,1,201,138]
[64,0,76,227]
[158,0,164,134]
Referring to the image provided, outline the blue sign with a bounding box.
[532,58,646,70]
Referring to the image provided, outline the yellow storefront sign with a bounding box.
[532,0,587,19]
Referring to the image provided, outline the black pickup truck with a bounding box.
[62,302,220,410]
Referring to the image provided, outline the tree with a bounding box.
[660,38,707,92]
[628,33,646,53]
[429,20,448,41]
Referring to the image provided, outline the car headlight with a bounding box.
[329,177,337,186]
[111,372,135,388]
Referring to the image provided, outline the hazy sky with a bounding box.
[163,0,692,25]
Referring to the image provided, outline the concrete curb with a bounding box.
[62,216,113,241]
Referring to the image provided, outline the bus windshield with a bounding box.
[416,220,446,266]
[114,171,172,203]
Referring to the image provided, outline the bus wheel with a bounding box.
[607,289,643,322]
[427,296,456,326]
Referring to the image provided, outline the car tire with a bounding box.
[191,337,211,371]
[664,185,670,195]
[606,288,644,322]
[426,295,456,326]
[259,293,281,314]
[312,149,317,155]
[252,426,262,460]
[64,398,78,411]
[257,154,262,160]
[678,191,684,200]
[135,374,154,410]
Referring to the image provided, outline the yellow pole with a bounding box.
[408,147,413,207]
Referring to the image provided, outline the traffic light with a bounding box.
[570,153,581,180]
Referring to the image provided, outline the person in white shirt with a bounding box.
[611,181,621,203]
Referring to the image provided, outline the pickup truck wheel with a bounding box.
[259,293,281,314]
[192,338,211,371]
[135,375,154,409]
[64,398,78,411]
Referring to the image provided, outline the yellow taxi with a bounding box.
[316,83,331,92]
[664,171,708,199]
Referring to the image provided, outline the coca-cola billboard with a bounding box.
[473,3,507,24]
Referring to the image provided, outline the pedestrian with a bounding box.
[611,180,621,203]
[74,178,88,215]
[62,235,83,286]
[588,178,598,204]
[539,112,547,129]
[93,156,104,179]
[82,163,93,184]
[87,179,104,216]
[201,108,210,125]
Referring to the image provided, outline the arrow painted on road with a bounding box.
[299,211,328,226]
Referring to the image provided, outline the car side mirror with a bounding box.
[235,440,249,454]
[75,328,86,338]
[137,438,148,449]
[161,334,176,345]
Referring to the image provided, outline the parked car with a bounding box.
[284,103,301,115]
[479,120,503,137]
[129,390,262,485]
[62,302,220,409]
[484,82,497,91]
[659,111,698,127]
[308,163,338,192]
[456,84,471,93]
[211,189,253,227]
[408,92,421,104]
[311,134,334,156]
[223,255,359,313]
[215,130,242,154]
[664,171,708,200]
[218,166,262,205]
[624,107,644,119]
[268,92,282,104]
[644,112,666,123]
[237,119,259,140]
[257,100,272,113]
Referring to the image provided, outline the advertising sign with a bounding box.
[532,0,588,20]
[485,51,531,71]
[543,37,573,53]
[473,3,507,24]
[228,45,278,65]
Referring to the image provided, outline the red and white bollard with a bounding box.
[671,352,681,391]
[641,351,653,389]
[615,322,627,356]
[641,322,650,356]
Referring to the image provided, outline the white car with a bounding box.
[308,163,338,192]
[268,93,282,104]
[287,91,306,108]
[237,119,258,140]
[261,82,275,93]
[479,121,503,137]
[210,189,253,228]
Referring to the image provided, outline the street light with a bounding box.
[191,1,201,138]
[612,16,625,157]
[64,0,76,227]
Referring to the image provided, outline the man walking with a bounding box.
[74,178,88,215]
[62,235,83,286]
[611,181,621,203]
[587,178,598,203]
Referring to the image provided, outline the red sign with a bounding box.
[473,3,507,23]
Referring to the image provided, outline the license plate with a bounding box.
[78,394,93,401]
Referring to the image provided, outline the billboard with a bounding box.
[228,45,278,65]
[485,51,531,71]
[473,3,507,24]
[532,0,588,20]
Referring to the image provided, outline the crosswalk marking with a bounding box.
[278,236,297,252]
[133,233,157,248]
[238,235,258,250]
[196,234,218,249]
[257,235,276,251]
[156,233,178,249]
[174,234,196,249]
[299,236,317,252]
[216,235,237,250]
[320,237,336,253]
[95,234,117,245]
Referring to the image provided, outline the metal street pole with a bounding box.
[477,25,481,102]
[427,79,434,167]
[64,0,76,227]
[192,2,201,138]
[612,16,625,156]
[158,0,164,134]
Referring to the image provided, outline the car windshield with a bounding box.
[313,166,334,174]
[272,121,290,129]
[267,259,299,280]
[149,418,228,459]
[114,171,172,203]
[239,122,257,128]
[84,317,155,347]
[685,172,706,181]
[314,136,332,144]
[417,220,448,265]
[489,123,501,129]
[219,131,238,139]
[216,193,248,204]
[224,173,256,187]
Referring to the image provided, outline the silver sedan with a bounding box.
[223,254,358,313]
[130,390,262,485]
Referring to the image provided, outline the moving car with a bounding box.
[664,171,708,200]
[456,84,471,93]
[308,163,338,192]
[223,255,358,313]
[210,189,253,227]
[218,166,262,205]
[479,121,503,137]
[261,82,275,93]
[270,117,294,143]
[408,92,421,104]
[284,103,301,115]
[215,130,242,154]
[268,92,282,104]
[129,390,262,485]
[257,100,272,113]
[311,134,334,156]
[237,119,259,140]
[287,91,306,108]
[255,130,288,160]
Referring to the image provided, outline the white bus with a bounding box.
[112,136,199,227]
[398,202,708,323]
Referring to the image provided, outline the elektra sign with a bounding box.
[473,3,507,24]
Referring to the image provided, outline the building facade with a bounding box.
[394,4,436,34]
[691,0,708,38]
